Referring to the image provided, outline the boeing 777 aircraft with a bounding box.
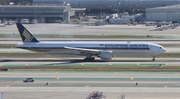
[16,23,166,61]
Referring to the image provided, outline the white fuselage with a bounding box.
[16,41,166,56]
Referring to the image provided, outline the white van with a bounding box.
[20,19,30,24]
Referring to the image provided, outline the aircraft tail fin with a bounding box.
[16,23,39,42]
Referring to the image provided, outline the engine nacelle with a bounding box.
[98,51,112,60]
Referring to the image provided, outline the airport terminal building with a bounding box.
[0,5,75,23]
[33,0,180,9]
[146,5,180,22]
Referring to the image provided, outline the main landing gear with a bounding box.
[152,56,155,61]
[84,54,95,61]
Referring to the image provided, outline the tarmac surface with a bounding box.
[0,24,180,40]
[0,72,180,99]
[0,24,179,34]
[1,58,180,67]
[1,24,180,99]
[1,46,179,53]
[0,87,180,99]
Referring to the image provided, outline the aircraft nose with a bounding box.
[162,47,166,53]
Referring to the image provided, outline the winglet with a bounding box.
[16,23,39,42]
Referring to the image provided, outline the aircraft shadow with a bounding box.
[0,58,176,64]
[0,59,72,63]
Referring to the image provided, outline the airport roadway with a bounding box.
[0,72,180,99]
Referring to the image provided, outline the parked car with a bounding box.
[23,78,35,82]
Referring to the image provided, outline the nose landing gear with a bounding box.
[152,56,155,61]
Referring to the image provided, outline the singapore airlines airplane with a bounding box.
[16,23,166,61]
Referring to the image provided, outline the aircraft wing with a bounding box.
[64,46,101,54]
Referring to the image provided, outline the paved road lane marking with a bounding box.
[6,85,10,87]
[114,72,118,74]
[81,63,84,66]
[86,85,90,88]
[130,77,134,80]
[56,76,60,80]
[166,63,168,66]
[44,96,50,98]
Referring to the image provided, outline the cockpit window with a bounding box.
[159,47,162,49]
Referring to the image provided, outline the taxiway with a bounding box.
[0,72,180,99]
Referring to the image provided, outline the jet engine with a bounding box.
[98,51,112,60]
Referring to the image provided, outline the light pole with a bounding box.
[100,0,102,19]
[117,0,121,16]
[1,93,3,99]
[34,12,42,23]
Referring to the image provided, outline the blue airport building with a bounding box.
[32,0,180,14]
[33,0,180,9]
[0,5,76,23]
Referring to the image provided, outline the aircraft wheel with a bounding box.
[84,57,95,62]
[152,56,155,61]
[91,57,95,61]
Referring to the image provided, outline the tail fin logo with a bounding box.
[23,29,33,42]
